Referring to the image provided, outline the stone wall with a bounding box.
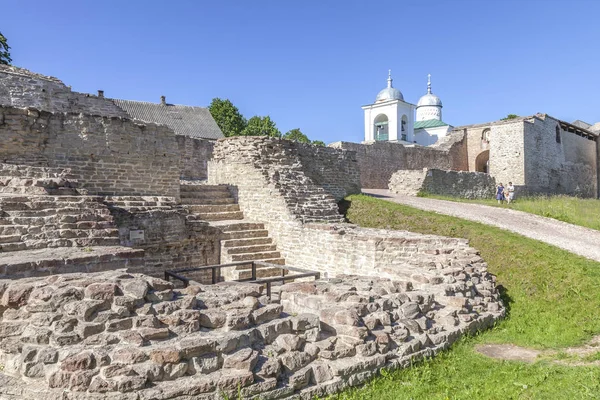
[295,143,361,201]
[330,132,468,189]
[175,135,214,181]
[0,269,503,399]
[210,137,354,223]
[208,137,495,282]
[389,169,496,199]
[0,65,128,117]
[0,106,180,198]
[523,115,597,197]
[107,203,221,280]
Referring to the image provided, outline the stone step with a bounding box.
[5,215,114,226]
[226,244,277,255]
[0,225,29,235]
[230,251,281,262]
[180,191,233,200]
[211,222,265,232]
[0,242,26,252]
[0,234,23,244]
[180,185,229,193]
[221,229,270,240]
[235,266,285,280]
[196,211,244,221]
[222,237,273,248]
[180,198,236,205]
[184,204,240,213]
[260,258,286,265]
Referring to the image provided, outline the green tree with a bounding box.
[500,114,519,121]
[283,128,310,143]
[208,98,247,137]
[0,31,12,65]
[311,140,326,147]
[242,116,281,137]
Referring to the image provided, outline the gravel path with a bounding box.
[363,189,600,263]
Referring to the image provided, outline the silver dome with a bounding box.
[376,87,404,102]
[417,93,442,107]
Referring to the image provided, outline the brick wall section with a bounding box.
[175,135,215,180]
[209,136,491,281]
[0,106,180,197]
[330,132,467,189]
[389,169,496,199]
[0,65,129,117]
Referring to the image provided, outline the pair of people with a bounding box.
[496,182,515,204]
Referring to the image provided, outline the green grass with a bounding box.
[329,195,600,400]
[418,193,600,231]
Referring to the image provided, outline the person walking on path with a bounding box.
[496,183,505,204]
[507,182,515,204]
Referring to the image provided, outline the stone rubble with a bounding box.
[0,268,503,399]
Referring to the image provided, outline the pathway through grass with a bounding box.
[420,193,600,231]
[329,195,600,400]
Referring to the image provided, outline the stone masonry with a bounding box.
[0,106,180,198]
[389,168,496,199]
[0,267,503,399]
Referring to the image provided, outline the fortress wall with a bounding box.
[389,169,496,199]
[524,115,597,197]
[330,132,467,189]
[208,137,488,281]
[0,106,180,197]
[0,65,128,117]
[175,135,215,180]
[488,120,526,187]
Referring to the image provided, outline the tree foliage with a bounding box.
[208,98,247,137]
[500,114,519,121]
[283,128,310,143]
[0,31,12,66]
[311,140,326,147]
[242,116,281,137]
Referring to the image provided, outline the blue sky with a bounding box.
[3,0,599,143]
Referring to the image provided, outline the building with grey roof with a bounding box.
[112,96,223,140]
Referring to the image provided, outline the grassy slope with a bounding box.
[419,194,600,231]
[329,195,600,400]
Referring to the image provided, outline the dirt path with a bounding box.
[362,189,600,263]
[475,335,600,366]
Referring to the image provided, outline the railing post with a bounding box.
[251,262,256,281]
[211,267,216,285]
[164,272,170,282]
[266,282,272,298]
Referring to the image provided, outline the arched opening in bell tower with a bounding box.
[374,114,389,141]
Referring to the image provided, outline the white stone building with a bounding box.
[363,72,451,146]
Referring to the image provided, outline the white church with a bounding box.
[362,71,452,146]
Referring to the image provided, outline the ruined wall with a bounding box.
[0,106,180,197]
[0,270,503,399]
[295,143,361,201]
[523,115,597,197]
[175,135,214,181]
[209,137,492,281]
[0,65,128,117]
[389,169,496,199]
[330,131,467,189]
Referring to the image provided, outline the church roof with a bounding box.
[112,99,224,140]
[414,119,449,129]
[375,70,404,102]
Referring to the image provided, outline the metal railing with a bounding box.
[164,261,320,298]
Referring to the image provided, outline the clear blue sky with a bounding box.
[3,0,600,143]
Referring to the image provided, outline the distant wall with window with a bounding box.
[523,115,597,197]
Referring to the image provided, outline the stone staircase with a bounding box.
[180,183,285,280]
[0,195,120,251]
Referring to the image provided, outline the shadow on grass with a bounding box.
[496,284,513,317]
